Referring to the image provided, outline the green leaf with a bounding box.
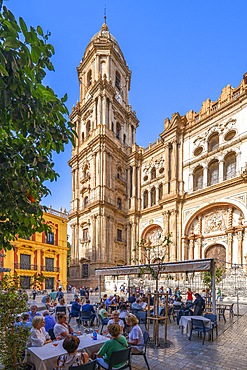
[0,64,8,76]
[19,17,28,37]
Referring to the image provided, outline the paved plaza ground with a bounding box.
[27,293,247,370]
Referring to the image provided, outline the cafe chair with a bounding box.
[136,311,147,330]
[204,313,218,339]
[48,328,56,341]
[218,307,226,323]
[97,347,132,370]
[55,306,67,316]
[131,331,150,370]
[69,359,97,370]
[189,318,213,345]
[98,314,109,335]
[79,311,92,327]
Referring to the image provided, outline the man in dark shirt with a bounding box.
[81,299,96,326]
[70,298,81,318]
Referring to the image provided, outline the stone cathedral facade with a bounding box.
[68,21,247,287]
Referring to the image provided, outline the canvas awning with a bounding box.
[95,258,214,276]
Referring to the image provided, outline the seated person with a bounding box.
[131,298,143,311]
[96,324,128,368]
[70,297,81,318]
[118,303,128,320]
[54,313,73,338]
[189,293,205,315]
[30,316,52,346]
[43,310,56,333]
[128,293,136,304]
[107,311,124,334]
[125,314,144,354]
[15,313,32,330]
[27,305,41,323]
[81,299,96,326]
[56,335,89,369]
[105,296,114,311]
[98,303,111,325]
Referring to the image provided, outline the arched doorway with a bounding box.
[205,244,226,268]
[141,225,164,264]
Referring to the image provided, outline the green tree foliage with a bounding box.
[0,1,75,250]
[202,266,225,288]
[134,233,172,291]
[0,274,30,369]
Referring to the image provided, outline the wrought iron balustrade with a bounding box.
[40,266,60,272]
[14,263,37,270]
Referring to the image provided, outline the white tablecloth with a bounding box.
[27,334,108,370]
[179,315,211,337]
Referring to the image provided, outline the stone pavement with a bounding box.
[130,308,247,370]
[29,293,247,370]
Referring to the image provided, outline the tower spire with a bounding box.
[104,4,107,24]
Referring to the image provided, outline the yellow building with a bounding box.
[1,207,68,290]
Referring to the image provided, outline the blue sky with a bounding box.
[7,0,247,214]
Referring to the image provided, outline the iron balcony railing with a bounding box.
[14,263,37,270]
[40,266,60,272]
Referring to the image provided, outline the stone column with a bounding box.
[203,164,208,188]
[162,211,169,236]
[102,96,106,126]
[170,209,178,261]
[188,235,195,260]
[219,159,224,182]
[97,96,102,125]
[227,233,233,265]
[182,237,189,260]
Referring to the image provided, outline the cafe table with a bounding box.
[27,333,109,370]
[179,315,211,337]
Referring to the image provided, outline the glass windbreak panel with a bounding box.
[20,276,31,289]
[20,254,31,270]
[45,257,54,272]
[45,277,54,290]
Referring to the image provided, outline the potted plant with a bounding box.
[0,274,34,369]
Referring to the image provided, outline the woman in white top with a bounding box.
[125,314,144,354]
[30,316,52,347]
[107,310,124,334]
[54,313,73,338]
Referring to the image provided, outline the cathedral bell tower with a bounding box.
[69,20,139,286]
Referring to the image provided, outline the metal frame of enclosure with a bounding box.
[95,258,216,313]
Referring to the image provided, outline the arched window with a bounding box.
[151,167,156,180]
[208,133,219,152]
[84,196,89,208]
[193,166,203,191]
[151,187,156,206]
[208,160,219,186]
[115,71,121,90]
[111,122,114,132]
[86,121,91,137]
[158,184,163,200]
[116,122,121,139]
[81,132,85,143]
[123,134,126,144]
[100,61,106,77]
[117,197,122,210]
[87,70,92,87]
[224,152,236,180]
[143,190,148,209]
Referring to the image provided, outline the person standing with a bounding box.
[186,288,193,304]
[32,288,37,300]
